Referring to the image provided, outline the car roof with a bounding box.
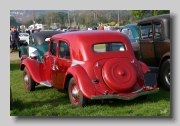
[51,30,133,61]
[138,14,170,24]
[52,30,130,44]
[31,31,64,46]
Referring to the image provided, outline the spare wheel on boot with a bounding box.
[102,58,137,91]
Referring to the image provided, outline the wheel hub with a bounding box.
[165,71,170,85]
[72,86,79,100]
[24,74,28,84]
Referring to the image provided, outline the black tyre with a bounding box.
[23,67,36,91]
[160,59,170,90]
[68,77,88,107]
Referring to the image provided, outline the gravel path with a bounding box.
[10,53,19,60]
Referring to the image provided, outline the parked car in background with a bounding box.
[19,33,30,46]
[66,29,79,32]
[56,26,68,32]
[20,30,159,107]
[120,24,139,43]
[111,26,124,32]
[19,31,63,62]
[131,14,170,90]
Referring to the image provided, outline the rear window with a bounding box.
[93,43,126,52]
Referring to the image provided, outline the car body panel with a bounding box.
[131,14,170,90]
[133,14,170,67]
[20,30,159,102]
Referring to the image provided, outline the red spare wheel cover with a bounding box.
[102,58,137,91]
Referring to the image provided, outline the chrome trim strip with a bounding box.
[91,88,159,100]
[132,87,144,93]
[40,81,52,87]
[71,59,85,66]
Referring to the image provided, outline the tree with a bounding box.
[57,12,68,25]
[130,10,149,21]
[24,20,33,27]
[150,10,170,16]
[35,15,45,24]
[45,12,68,27]
[130,10,170,21]
[10,16,17,27]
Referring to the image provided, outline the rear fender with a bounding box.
[67,65,101,99]
[20,59,46,83]
[138,61,149,74]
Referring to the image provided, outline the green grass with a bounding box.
[10,60,170,116]
[94,44,105,49]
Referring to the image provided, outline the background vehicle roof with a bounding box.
[121,24,139,39]
[52,30,134,61]
[31,31,64,46]
[138,14,170,24]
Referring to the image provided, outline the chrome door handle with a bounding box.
[55,65,59,70]
[51,65,55,70]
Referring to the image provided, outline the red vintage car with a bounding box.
[20,30,159,107]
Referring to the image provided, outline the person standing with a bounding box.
[25,27,30,35]
[10,26,19,50]
[107,24,111,31]
[99,24,104,30]
[104,25,108,31]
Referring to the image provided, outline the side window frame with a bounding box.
[139,22,153,40]
[153,21,163,40]
[58,41,70,59]
[49,40,57,56]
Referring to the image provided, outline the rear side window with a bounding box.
[154,23,162,39]
[93,42,126,53]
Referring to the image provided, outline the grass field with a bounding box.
[10,60,170,116]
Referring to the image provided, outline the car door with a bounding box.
[54,41,71,89]
[43,40,57,85]
[138,22,157,66]
[153,21,170,65]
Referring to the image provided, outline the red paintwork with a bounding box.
[20,30,159,100]
[102,58,137,92]
[20,59,46,83]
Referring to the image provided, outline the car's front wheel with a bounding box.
[68,77,88,107]
[160,59,170,90]
[23,67,36,91]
